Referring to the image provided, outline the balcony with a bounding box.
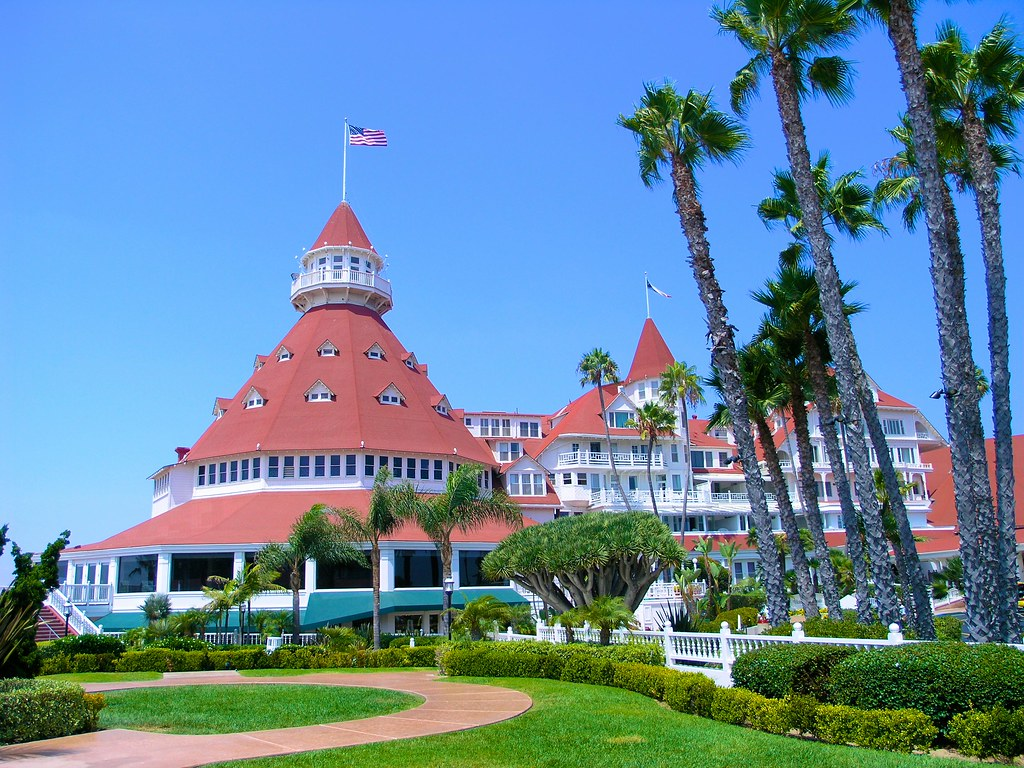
[60,583,112,606]
[589,489,776,511]
[291,267,392,298]
[556,451,665,470]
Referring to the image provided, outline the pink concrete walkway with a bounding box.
[0,671,532,767]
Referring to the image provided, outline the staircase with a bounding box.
[36,604,77,642]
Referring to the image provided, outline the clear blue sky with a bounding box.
[1,2,1020,566]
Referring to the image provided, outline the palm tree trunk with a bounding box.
[962,108,1019,643]
[787,385,843,621]
[598,384,631,511]
[669,156,788,626]
[768,49,900,626]
[804,332,872,623]
[755,413,817,618]
[890,533,917,630]
[371,542,381,650]
[681,400,692,524]
[647,435,658,515]
[290,574,301,646]
[882,0,999,643]
[440,538,453,638]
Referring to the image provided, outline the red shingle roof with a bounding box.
[309,202,376,253]
[625,318,675,384]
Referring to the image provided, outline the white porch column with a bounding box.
[156,553,171,593]
[304,559,316,592]
[450,549,461,589]
[380,549,395,592]
[233,551,245,577]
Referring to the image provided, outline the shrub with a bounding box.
[731,644,858,701]
[815,704,937,753]
[559,654,615,687]
[932,616,963,642]
[37,634,125,659]
[785,694,819,734]
[747,695,791,735]
[764,616,889,639]
[828,642,1024,729]
[147,636,215,652]
[114,649,207,672]
[39,652,120,675]
[712,607,760,630]
[206,649,267,670]
[710,687,762,726]
[0,680,105,745]
[662,671,716,718]
[948,708,1024,760]
[612,663,674,700]
[388,635,447,648]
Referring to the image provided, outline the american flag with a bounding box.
[647,279,672,299]
[349,125,388,146]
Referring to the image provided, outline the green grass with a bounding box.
[40,672,163,683]
[212,678,961,768]
[238,667,434,677]
[99,684,421,735]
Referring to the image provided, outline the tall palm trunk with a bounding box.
[440,538,453,638]
[755,412,818,617]
[646,435,658,515]
[962,108,1019,642]
[670,157,788,626]
[371,542,382,650]
[598,383,631,511]
[804,333,871,623]
[883,0,1000,643]
[681,400,692,523]
[767,50,900,625]
[786,385,843,620]
[290,566,302,646]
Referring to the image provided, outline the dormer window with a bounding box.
[366,343,386,360]
[402,352,419,370]
[436,404,448,415]
[277,346,292,362]
[212,397,230,419]
[317,341,338,357]
[431,394,451,416]
[253,355,267,371]
[304,380,335,403]
[244,387,266,409]
[377,383,404,406]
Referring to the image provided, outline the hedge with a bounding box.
[814,705,937,753]
[731,644,858,701]
[38,634,125,658]
[763,615,963,642]
[828,642,1024,729]
[0,680,105,745]
[947,707,1024,760]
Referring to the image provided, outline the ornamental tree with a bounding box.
[482,512,685,613]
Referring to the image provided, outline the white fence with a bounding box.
[44,588,101,635]
[492,620,909,687]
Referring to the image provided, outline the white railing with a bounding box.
[61,583,112,605]
[264,633,321,652]
[290,268,392,299]
[44,588,101,635]
[495,620,908,687]
[556,451,665,469]
[590,489,776,510]
[644,581,707,600]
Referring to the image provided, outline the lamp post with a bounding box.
[443,577,454,640]
[64,609,72,637]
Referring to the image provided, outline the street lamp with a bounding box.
[443,577,455,640]
[930,388,958,400]
[64,609,72,637]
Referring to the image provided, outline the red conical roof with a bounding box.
[309,202,376,252]
[625,318,675,383]
[186,304,494,465]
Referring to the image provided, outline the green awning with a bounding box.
[94,611,149,632]
[302,587,527,629]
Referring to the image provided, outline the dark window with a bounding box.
[330,455,341,477]
[364,455,375,476]
[283,456,295,478]
[394,550,441,588]
[346,455,356,476]
[117,555,157,593]
[269,456,280,478]
[241,458,250,481]
[691,452,705,469]
[208,464,216,484]
[393,456,402,478]
[434,460,443,480]
[244,552,297,589]
[379,455,389,472]
[298,456,310,478]
[253,457,261,479]
[198,466,205,486]
[458,550,506,586]
[219,462,227,483]
[315,557,372,589]
[315,455,326,477]
[420,459,429,480]
[170,553,233,591]
[407,458,415,478]
[230,460,238,482]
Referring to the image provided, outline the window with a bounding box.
[393,456,402,478]
[816,480,835,499]
[718,452,729,467]
[498,442,522,462]
[394,550,441,588]
[229,461,237,482]
[198,465,206,486]
[637,382,647,401]
[317,341,338,357]
[519,421,539,438]
[811,444,821,463]
[691,451,706,469]
[420,458,430,480]
[435,404,448,415]
[308,390,333,402]
[241,458,250,481]
[117,555,157,593]
[364,455,375,476]
[897,447,916,464]
[407,457,415,478]
[459,550,507,587]
[252,457,261,479]
[345,454,356,476]
[562,472,573,485]
[590,442,601,453]
[219,462,227,483]
[99,564,109,585]
[245,552,299,590]
[315,455,326,477]
[366,344,385,360]
[672,474,683,492]
[277,347,292,362]
[380,392,400,405]
[316,558,371,589]
[577,473,587,486]
[283,456,295,478]
[329,455,341,477]
[434,460,443,480]
[609,412,632,428]
[671,444,679,463]
[170,553,233,592]
[464,417,473,427]
[479,420,489,437]
[405,359,416,370]
[207,463,217,484]
[882,418,905,436]
[509,473,545,496]
[245,391,265,408]
[379,456,389,473]
[500,419,511,437]
[712,428,728,439]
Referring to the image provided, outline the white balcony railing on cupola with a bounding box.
[555,451,665,469]
[289,268,393,299]
[589,489,777,510]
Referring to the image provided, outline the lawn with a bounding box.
[40,672,163,683]
[99,684,421,735]
[212,678,962,768]
[238,667,434,677]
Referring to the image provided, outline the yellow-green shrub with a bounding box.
[947,708,1024,760]
[0,680,105,745]
[815,704,937,753]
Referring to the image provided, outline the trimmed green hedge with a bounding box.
[731,644,858,701]
[815,704,937,753]
[829,642,1024,730]
[38,634,125,658]
[948,707,1024,760]
[437,640,663,680]
[0,680,105,745]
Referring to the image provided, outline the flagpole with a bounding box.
[644,271,651,319]
[342,117,349,202]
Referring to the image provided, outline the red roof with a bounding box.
[71,490,531,552]
[309,202,376,253]
[875,387,915,409]
[186,304,495,466]
[625,318,675,383]
[532,385,641,456]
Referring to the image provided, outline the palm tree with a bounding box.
[413,464,521,638]
[140,593,171,623]
[259,505,367,645]
[857,0,1002,644]
[209,561,285,644]
[626,401,677,515]
[920,21,1022,643]
[707,348,818,619]
[619,82,789,627]
[449,594,515,641]
[334,468,417,649]
[578,349,630,510]
[714,0,904,629]
[659,361,706,523]
[577,596,639,646]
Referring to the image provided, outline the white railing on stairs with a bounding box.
[44,588,101,635]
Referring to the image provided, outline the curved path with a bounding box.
[0,670,532,767]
